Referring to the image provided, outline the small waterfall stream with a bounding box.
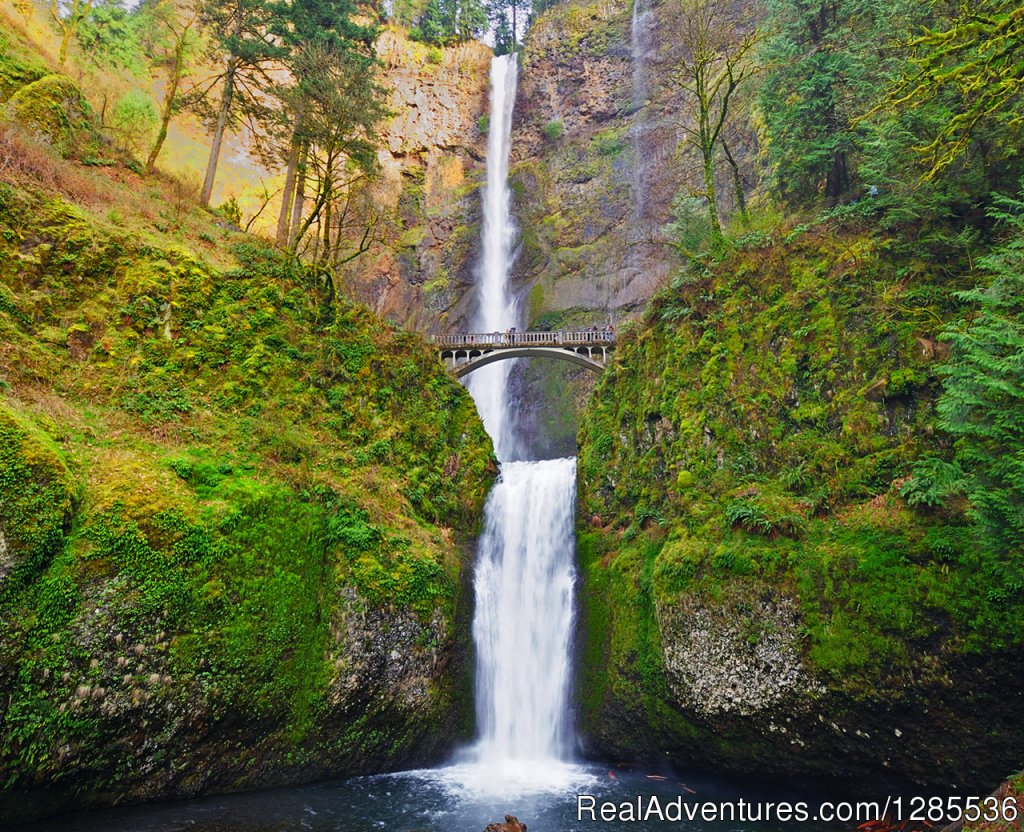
[630,0,652,230]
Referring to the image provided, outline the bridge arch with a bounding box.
[441,345,607,378]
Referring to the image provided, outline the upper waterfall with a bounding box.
[466,54,521,463]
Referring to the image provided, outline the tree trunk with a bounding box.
[58,28,73,67]
[146,48,184,174]
[702,146,722,243]
[321,185,333,264]
[721,138,747,226]
[201,6,243,206]
[200,58,237,206]
[825,150,849,202]
[287,143,308,251]
[275,129,303,247]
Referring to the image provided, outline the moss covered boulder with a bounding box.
[5,74,94,155]
[576,224,1024,791]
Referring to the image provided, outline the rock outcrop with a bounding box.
[485,815,528,832]
[339,28,492,333]
[0,181,494,824]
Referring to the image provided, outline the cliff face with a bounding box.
[511,0,671,326]
[575,226,1024,790]
[339,28,492,333]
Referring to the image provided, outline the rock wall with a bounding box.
[339,28,492,334]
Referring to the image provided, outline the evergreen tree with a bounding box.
[492,7,513,55]
[268,0,383,250]
[758,0,855,205]
[190,0,284,205]
[937,191,1024,556]
[414,0,447,44]
[412,0,488,45]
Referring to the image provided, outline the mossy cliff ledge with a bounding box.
[0,182,495,823]
[576,227,1024,790]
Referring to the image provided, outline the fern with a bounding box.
[899,458,967,507]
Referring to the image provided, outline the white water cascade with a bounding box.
[465,54,521,462]
[442,53,588,798]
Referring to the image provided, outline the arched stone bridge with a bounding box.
[433,330,614,378]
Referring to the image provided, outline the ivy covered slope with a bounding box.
[0,181,493,818]
[576,220,1024,790]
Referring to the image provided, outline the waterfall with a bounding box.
[459,53,581,787]
[465,54,520,463]
[630,0,651,231]
[472,458,578,762]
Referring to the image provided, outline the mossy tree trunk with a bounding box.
[50,0,94,68]
[144,1,200,175]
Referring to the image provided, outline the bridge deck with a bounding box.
[433,330,614,349]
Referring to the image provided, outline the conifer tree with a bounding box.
[269,0,383,250]
[937,191,1024,554]
[191,0,284,205]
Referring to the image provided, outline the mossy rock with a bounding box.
[5,74,95,156]
[0,403,78,605]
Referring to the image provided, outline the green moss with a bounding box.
[5,74,95,156]
[578,223,1021,703]
[0,178,495,816]
[0,28,48,102]
[0,403,78,608]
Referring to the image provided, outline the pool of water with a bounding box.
[22,760,852,832]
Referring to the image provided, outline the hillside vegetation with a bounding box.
[572,0,1024,791]
[0,19,493,820]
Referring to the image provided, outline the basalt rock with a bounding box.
[485,815,528,832]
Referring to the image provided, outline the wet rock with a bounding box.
[484,815,527,832]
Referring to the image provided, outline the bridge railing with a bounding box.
[432,329,615,349]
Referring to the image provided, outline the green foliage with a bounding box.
[110,89,158,157]
[937,191,1024,552]
[882,1,1024,179]
[74,0,145,74]
[0,28,48,101]
[577,221,1024,701]
[899,457,967,508]
[410,0,488,45]
[542,119,564,141]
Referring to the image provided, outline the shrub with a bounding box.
[110,89,157,158]
[542,119,564,141]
